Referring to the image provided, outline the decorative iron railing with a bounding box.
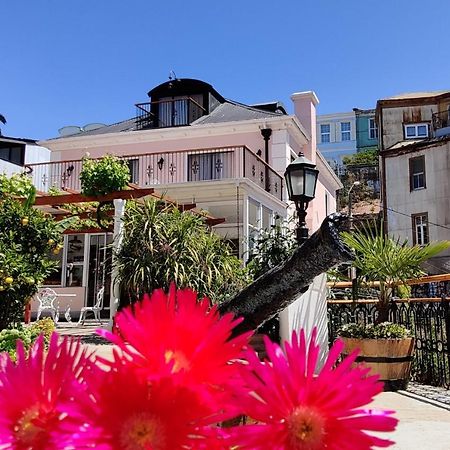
[135,97,206,130]
[25,146,283,201]
[328,298,450,388]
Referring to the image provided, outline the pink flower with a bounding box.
[99,285,250,418]
[230,329,398,449]
[81,363,221,449]
[0,333,97,449]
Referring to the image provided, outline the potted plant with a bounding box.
[339,223,450,390]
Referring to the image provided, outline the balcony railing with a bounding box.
[135,97,206,130]
[25,146,283,201]
[432,110,450,130]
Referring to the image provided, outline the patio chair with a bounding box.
[78,286,104,325]
[36,288,59,322]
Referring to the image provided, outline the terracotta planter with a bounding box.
[341,337,415,391]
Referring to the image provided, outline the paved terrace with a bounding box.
[58,323,450,449]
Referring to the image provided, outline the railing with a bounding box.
[328,297,450,388]
[432,110,450,130]
[135,97,206,130]
[25,146,283,201]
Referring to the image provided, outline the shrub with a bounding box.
[0,189,63,330]
[114,199,250,305]
[80,154,130,196]
[0,319,56,360]
[338,322,412,339]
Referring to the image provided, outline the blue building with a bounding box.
[316,111,357,174]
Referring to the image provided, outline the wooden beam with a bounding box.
[205,218,225,226]
[33,188,154,206]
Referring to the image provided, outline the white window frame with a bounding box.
[340,122,351,141]
[412,213,429,246]
[404,123,429,139]
[320,124,331,143]
[369,118,378,140]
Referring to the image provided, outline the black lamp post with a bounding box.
[284,152,319,244]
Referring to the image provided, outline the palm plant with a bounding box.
[341,222,450,322]
[114,198,250,306]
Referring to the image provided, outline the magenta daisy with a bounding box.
[99,285,250,413]
[81,362,223,450]
[231,329,398,449]
[0,333,97,449]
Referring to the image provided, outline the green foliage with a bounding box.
[48,186,113,231]
[0,173,35,198]
[0,191,64,330]
[397,284,412,299]
[80,154,130,196]
[342,148,378,167]
[338,322,412,339]
[28,317,56,345]
[341,221,450,320]
[114,199,251,305]
[246,217,297,279]
[0,319,55,360]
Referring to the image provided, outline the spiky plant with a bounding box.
[342,222,450,322]
[114,198,250,306]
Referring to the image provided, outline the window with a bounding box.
[412,213,429,245]
[369,118,378,140]
[341,122,351,141]
[0,143,25,166]
[320,124,330,143]
[404,123,429,139]
[409,155,426,190]
[127,159,139,184]
[188,152,231,181]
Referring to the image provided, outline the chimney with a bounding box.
[291,91,319,163]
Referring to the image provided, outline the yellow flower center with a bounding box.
[287,406,325,450]
[120,412,166,450]
[14,406,48,448]
[164,349,190,373]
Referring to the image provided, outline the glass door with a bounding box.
[86,234,112,309]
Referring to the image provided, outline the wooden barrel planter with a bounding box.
[342,337,415,391]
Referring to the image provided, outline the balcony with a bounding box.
[432,110,450,137]
[135,97,206,130]
[25,146,283,201]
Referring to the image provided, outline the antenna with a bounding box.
[169,70,177,81]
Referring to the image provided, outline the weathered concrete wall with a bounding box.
[385,141,450,272]
[381,105,437,150]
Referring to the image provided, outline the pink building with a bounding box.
[29,78,342,316]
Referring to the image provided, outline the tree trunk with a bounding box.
[219,214,353,335]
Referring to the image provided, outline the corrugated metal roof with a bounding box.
[385,135,450,152]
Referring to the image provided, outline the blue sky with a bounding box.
[2,0,450,139]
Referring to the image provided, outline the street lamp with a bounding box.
[284,152,319,244]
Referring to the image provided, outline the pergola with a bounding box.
[28,186,225,326]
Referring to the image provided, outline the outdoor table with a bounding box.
[54,293,77,323]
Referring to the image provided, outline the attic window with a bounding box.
[404,123,429,139]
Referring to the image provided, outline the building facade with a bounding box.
[0,136,50,176]
[353,108,378,152]
[26,78,341,315]
[377,91,450,273]
[316,111,357,174]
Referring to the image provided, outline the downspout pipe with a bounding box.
[261,128,272,192]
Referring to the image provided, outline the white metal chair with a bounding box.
[36,288,59,322]
[78,286,105,325]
